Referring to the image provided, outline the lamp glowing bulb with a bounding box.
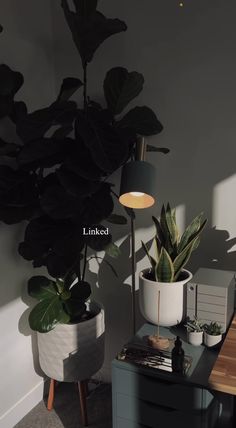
[130,192,145,197]
[179,2,184,7]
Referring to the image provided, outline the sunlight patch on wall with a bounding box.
[213,174,236,252]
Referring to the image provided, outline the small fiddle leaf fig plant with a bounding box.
[141,203,207,282]
[185,316,203,333]
[203,321,222,336]
[28,253,117,333]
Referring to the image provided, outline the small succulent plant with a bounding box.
[141,203,207,282]
[204,321,222,336]
[185,316,203,333]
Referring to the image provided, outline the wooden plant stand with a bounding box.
[47,378,89,426]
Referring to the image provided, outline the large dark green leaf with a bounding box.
[0,166,38,224]
[155,247,174,282]
[28,276,57,300]
[62,0,127,65]
[40,184,82,219]
[75,112,130,174]
[70,281,91,300]
[65,141,104,180]
[19,216,84,278]
[18,138,74,170]
[57,166,100,198]
[64,299,86,320]
[29,296,70,332]
[104,67,144,115]
[0,138,20,157]
[16,101,77,143]
[0,64,23,98]
[0,65,24,118]
[57,77,83,102]
[73,0,98,16]
[10,101,27,123]
[81,183,114,224]
[117,106,163,136]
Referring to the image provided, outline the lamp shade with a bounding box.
[119,161,156,209]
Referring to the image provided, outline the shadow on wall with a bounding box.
[18,284,44,377]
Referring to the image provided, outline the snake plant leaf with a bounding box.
[104,67,144,115]
[28,276,58,300]
[165,203,178,246]
[178,217,207,255]
[178,213,203,253]
[29,296,70,332]
[141,241,156,270]
[160,205,173,254]
[155,247,174,282]
[153,236,161,261]
[173,238,198,280]
[152,216,165,246]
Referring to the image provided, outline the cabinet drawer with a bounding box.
[113,367,213,410]
[116,393,203,428]
[197,302,225,314]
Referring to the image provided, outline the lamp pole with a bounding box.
[131,216,136,335]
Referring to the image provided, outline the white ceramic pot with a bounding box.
[188,331,203,346]
[139,269,192,327]
[37,301,105,382]
[204,332,222,347]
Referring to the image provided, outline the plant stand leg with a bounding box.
[78,381,88,426]
[47,379,56,411]
[84,379,89,396]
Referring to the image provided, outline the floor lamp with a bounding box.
[119,136,156,335]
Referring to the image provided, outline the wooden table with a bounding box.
[209,315,236,395]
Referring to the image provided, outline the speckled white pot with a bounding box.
[139,269,192,327]
[37,301,105,382]
[204,332,222,347]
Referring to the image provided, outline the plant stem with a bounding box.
[82,244,88,281]
[83,62,88,112]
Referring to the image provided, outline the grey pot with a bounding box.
[37,301,105,382]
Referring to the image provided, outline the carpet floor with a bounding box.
[15,382,112,428]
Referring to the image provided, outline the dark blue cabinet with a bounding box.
[112,323,220,428]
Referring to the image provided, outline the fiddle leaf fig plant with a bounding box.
[142,203,207,282]
[0,2,169,331]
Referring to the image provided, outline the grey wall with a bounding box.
[51,0,236,380]
[0,2,55,427]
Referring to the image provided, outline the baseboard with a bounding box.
[0,380,44,428]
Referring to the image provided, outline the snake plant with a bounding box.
[141,203,207,282]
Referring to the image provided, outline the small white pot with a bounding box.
[204,332,222,347]
[188,331,203,346]
[139,269,192,327]
[37,301,105,382]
